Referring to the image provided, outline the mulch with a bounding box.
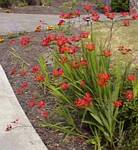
[0,31,92,150]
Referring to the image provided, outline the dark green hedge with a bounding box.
[111,0,129,12]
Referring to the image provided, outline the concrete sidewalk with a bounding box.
[0,13,109,35]
[0,65,48,150]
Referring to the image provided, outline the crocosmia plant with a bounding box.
[36,5,138,150]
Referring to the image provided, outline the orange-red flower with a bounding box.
[105,12,115,20]
[86,43,95,52]
[75,92,93,108]
[127,74,137,81]
[71,61,80,69]
[80,59,88,67]
[20,36,30,47]
[52,68,64,77]
[124,90,134,101]
[123,19,130,26]
[102,50,112,57]
[80,80,86,88]
[27,100,36,108]
[80,32,90,38]
[60,82,70,91]
[98,73,110,87]
[83,4,92,12]
[113,100,124,108]
[32,65,40,73]
[35,74,45,82]
[40,111,49,118]
[38,100,46,109]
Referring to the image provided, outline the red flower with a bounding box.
[102,50,112,57]
[58,20,65,26]
[74,9,81,17]
[20,82,29,90]
[91,11,100,21]
[124,90,134,101]
[41,37,50,46]
[80,32,90,38]
[75,92,93,108]
[80,80,86,88]
[9,67,17,76]
[127,74,137,81]
[40,111,49,118]
[103,5,111,13]
[70,36,81,42]
[19,69,28,77]
[120,12,129,17]
[38,100,46,109]
[52,68,64,77]
[71,61,80,69]
[20,36,30,47]
[105,12,115,20]
[60,55,68,63]
[32,65,40,73]
[80,60,88,67]
[27,100,36,108]
[60,82,69,91]
[98,73,110,87]
[86,43,95,52]
[35,74,45,82]
[9,39,16,45]
[83,4,92,12]
[16,88,23,95]
[113,100,124,108]
[123,19,130,26]
[132,13,138,20]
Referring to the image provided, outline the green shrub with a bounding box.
[111,0,129,12]
[0,0,12,8]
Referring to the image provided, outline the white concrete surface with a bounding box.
[0,65,48,150]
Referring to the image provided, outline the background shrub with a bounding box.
[0,0,12,8]
[111,0,129,12]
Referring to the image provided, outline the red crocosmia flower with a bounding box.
[27,100,36,108]
[80,80,86,88]
[75,92,93,108]
[60,55,68,63]
[103,5,111,13]
[98,73,110,87]
[70,36,81,42]
[123,19,130,26]
[32,65,40,73]
[52,68,64,77]
[56,36,69,47]
[91,12,100,21]
[80,60,88,67]
[86,43,95,52]
[124,90,134,101]
[41,37,50,46]
[47,34,56,41]
[41,111,49,118]
[71,61,80,69]
[59,45,70,53]
[98,73,110,81]
[20,82,29,89]
[20,36,30,47]
[103,50,112,57]
[38,100,46,109]
[35,74,45,82]
[132,13,138,20]
[105,12,115,20]
[9,67,17,76]
[60,82,69,91]
[120,12,129,17]
[74,9,81,17]
[16,88,23,95]
[113,100,124,108]
[68,46,79,54]
[58,20,65,26]
[80,32,90,38]
[83,4,92,12]
[127,74,137,81]
[9,39,16,45]
[19,69,28,77]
